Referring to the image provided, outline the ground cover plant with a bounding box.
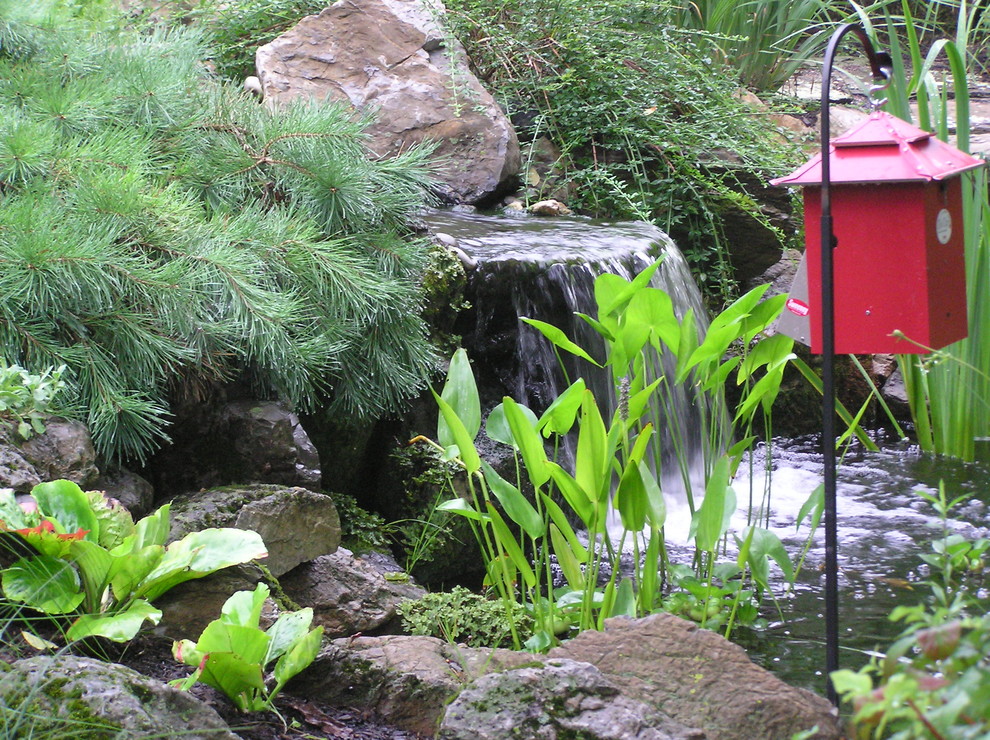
[0,0,438,464]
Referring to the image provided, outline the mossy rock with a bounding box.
[0,655,239,739]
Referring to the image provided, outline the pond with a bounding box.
[732,435,990,695]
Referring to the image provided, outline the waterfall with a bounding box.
[423,208,717,524]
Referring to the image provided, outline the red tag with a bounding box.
[786,298,810,317]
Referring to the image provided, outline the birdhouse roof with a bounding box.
[770,111,985,186]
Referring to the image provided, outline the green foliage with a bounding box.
[332,492,391,553]
[398,585,531,648]
[662,0,841,91]
[422,261,798,648]
[0,479,268,642]
[858,1,990,461]
[0,10,438,462]
[177,0,329,81]
[832,484,990,739]
[441,0,797,298]
[171,582,324,713]
[0,363,65,440]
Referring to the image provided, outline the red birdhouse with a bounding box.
[771,110,984,354]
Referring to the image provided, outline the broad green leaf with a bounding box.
[503,398,549,487]
[597,259,663,318]
[737,333,794,383]
[614,460,647,532]
[434,392,481,474]
[738,527,794,589]
[137,528,268,602]
[437,497,486,522]
[796,484,825,531]
[133,504,171,549]
[674,309,699,384]
[537,379,586,438]
[482,461,543,539]
[574,391,607,507]
[690,456,735,553]
[740,293,785,343]
[65,538,113,612]
[266,607,316,665]
[2,554,84,614]
[195,621,271,664]
[108,543,164,603]
[639,461,666,530]
[85,489,135,550]
[272,625,323,689]
[700,356,742,393]
[610,579,636,618]
[521,318,600,366]
[627,287,680,353]
[549,523,585,590]
[709,284,768,334]
[199,652,266,712]
[486,504,536,589]
[546,463,593,527]
[439,349,481,443]
[67,599,162,642]
[32,480,98,542]
[222,583,269,628]
[484,403,513,446]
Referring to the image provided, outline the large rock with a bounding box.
[256,0,520,204]
[168,484,341,577]
[291,634,532,736]
[439,658,705,740]
[550,613,841,740]
[0,418,99,492]
[280,548,426,637]
[0,655,239,740]
[142,399,321,497]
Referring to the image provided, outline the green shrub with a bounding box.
[441,0,797,300]
[398,586,532,648]
[0,7,437,463]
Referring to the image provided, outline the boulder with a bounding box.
[290,634,532,736]
[439,658,705,740]
[0,655,240,740]
[0,418,99,493]
[142,399,321,497]
[280,547,425,637]
[256,0,520,204]
[154,563,266,640]
[168,484,341,577]
[93,465,155,519]
[550,613,842,740]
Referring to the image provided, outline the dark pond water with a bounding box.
[731,435,990,695]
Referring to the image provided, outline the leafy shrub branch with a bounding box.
[0,8,438,462]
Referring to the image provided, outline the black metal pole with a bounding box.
[819,24,890,705]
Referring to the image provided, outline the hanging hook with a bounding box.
[868,64,893,111]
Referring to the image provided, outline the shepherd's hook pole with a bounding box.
[819,24,891,706]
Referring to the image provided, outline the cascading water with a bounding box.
[422,208,717,521]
